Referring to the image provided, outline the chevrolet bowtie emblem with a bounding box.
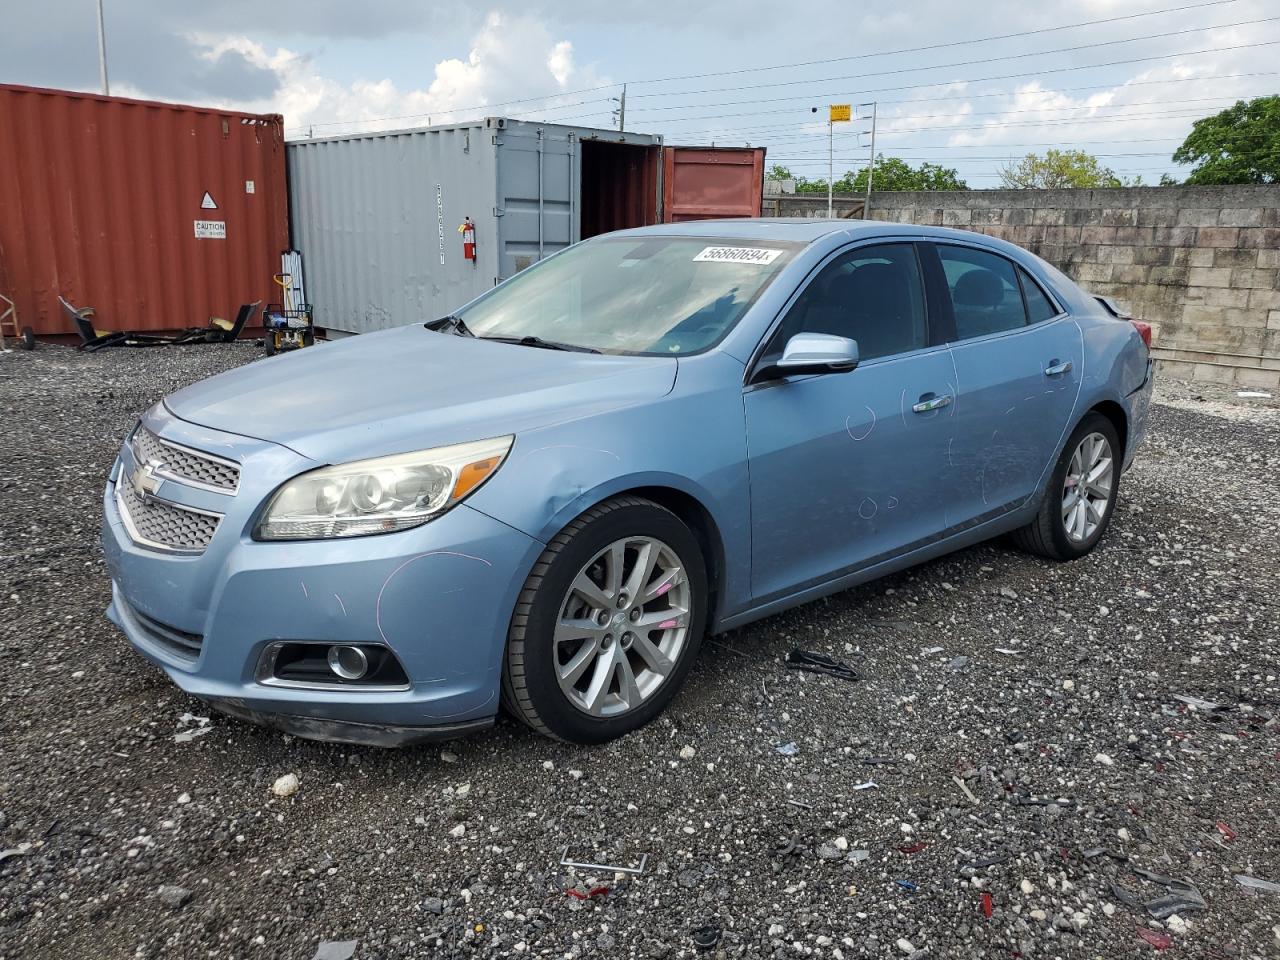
[130,460,165,500]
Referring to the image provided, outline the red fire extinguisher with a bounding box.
[459,217,476,263]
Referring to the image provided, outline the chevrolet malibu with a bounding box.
[103,220,1153,746]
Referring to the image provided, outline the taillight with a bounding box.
[1130,320,1152,349]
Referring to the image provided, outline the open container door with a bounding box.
[662,146,766,222]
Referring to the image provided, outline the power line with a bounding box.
[624,40,1280,123]
[621,0,1246,88]
[628,14,1279,103]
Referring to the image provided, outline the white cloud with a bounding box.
[183,11,612,136]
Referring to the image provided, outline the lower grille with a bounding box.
[115,479,221,554]
[123,598,205,660]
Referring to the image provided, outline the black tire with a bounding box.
[1011,412,1121,561]
[502,496,708,744]
[264,335,277,356]
[19,326,36,350]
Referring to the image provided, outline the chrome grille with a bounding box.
[115,479,221,553]
[132,425,240,492]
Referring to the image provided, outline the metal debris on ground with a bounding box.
[784,648,861,681]
[1171,694,1232,713]
[785,799,813,810]
[853,780,878,791]
[775,742,799,756]
[1234,874,1280,895]
[980,892,993,918]
[559,847,648,876]
[894,880,919,892]
[172,714,212,743]
[952,775,978,804]
[311,941,358,960]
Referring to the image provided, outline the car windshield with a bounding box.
[455,236,800,355]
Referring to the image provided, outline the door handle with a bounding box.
[1044,360,1073,376]
[912,393,953,413]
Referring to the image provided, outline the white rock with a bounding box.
[440,750,459,764]
[569,769,583,780]
[1167,914,1191,935]
[541,760,554,771]
[678,745,696,760]
[1020,879,1035,895]
[1103,903,1116,917]
[271,774,299,798]
[833,836,849,851]
[896,938,915,955]
[448,824,465,838]
[1030,909,1047,921]
[1117,828,1132,842]
[456,782,471,798]
[1095,753,1114,766]
[768,924,785,937]
[177,792,191,805]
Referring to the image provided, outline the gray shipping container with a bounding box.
[287,118,665,335]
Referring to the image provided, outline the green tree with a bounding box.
[853,155,967,191]
[1172,95,1280,184]
[997,149,1124,189]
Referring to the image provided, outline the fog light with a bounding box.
[327,644,369,680]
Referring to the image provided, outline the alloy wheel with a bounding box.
[1061,431,1113,542]
[554,536,690,717]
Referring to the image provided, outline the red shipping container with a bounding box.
[662,146,765,223]
[0,83,288,337]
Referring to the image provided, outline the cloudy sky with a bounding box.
[3,0,1276,186]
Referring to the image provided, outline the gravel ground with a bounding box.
[1,344,1278,960]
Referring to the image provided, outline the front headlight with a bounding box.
[255,436,513,540]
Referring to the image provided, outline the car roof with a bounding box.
[605,218,1013,248]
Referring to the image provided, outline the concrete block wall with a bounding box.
[855,186,1280,390]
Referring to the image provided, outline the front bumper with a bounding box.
[103,408,544,744]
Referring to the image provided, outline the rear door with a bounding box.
[662,147,765,222]
[925,241,1082,530]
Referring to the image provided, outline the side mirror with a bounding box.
[754,333,860,383]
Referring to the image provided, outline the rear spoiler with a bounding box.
[1095,295,1151,348]
[1094,295,1133,319]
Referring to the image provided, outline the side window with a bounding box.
[1019,267,1059,323]
[937,245,1026,340]
[770,243,927,361]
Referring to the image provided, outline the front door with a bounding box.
[744,241,957,603]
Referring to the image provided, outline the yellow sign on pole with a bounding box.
[829,104,851,123]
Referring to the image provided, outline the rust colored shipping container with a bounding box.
[0,83,288,337]
[662,146,765,223]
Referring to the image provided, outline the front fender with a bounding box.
[464,352,754,620]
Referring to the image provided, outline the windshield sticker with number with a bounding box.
[692,246,784,265]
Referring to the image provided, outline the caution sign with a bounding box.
[829,104,851,123]
[194,220,226,239]
[200,191,218,209]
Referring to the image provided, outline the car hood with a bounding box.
[165,326,678,463]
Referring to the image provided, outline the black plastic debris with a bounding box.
[1111,869,1207,919]
[692,921,722,951]
[784,648,860,681]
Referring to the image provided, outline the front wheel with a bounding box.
[1012,412,1121,561]
[502,496,708,744]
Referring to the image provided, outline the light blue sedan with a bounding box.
[102,219,1154,746]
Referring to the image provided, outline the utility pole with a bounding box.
[863,101,877,219]
[614,84,627,132]
[96,0,110,95]
[827,115,833,218]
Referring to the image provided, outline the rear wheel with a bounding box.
[502,496,708,744]
[1011,412,1120,561]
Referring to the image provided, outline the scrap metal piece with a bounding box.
[559,847,648,876]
